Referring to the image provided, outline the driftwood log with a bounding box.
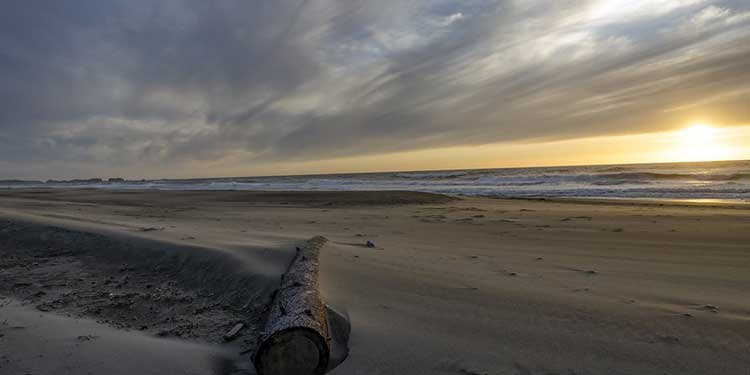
[254,236,330,375]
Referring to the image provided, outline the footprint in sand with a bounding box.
[138,227,164,232]
[649,335,680,344]
[561,216,592,222]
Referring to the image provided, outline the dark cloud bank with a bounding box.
[0,0,749,178]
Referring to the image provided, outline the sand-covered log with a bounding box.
[254,236,330,375]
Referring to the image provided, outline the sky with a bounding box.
[0,0,749,180]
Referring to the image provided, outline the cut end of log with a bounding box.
[254,327,330,375]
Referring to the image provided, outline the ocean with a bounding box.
[3,160,750,202]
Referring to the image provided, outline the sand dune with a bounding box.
[1,189,749,374]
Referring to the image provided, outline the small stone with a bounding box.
[224,323,245,341]
[138,227,163,232]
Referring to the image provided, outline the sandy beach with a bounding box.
[3,0,750,373]
[1,189,749,374]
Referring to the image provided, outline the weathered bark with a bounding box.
[254,236,330,375]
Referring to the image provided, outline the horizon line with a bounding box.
[3,158,748,183]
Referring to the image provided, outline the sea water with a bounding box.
[3,160,749,202]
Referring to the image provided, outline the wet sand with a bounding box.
[1,189,749,374]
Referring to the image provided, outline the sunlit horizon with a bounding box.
[181,122,750,180]
[9,122,747,181]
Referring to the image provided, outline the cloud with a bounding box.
[0,0,749,178]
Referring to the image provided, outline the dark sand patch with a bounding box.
[0,219,293,356]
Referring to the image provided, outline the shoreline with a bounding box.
[497,195,750,209]
[2,186,749,209]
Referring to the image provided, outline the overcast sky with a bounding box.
[1,0,749,179]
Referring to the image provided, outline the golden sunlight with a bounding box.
[681,123,715,141]
[668,123,732,162]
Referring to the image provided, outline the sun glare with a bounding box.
[669,123,731,162]
[681,124,715,141]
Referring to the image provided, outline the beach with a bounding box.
[1,189,749,374]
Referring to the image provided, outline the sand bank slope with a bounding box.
[0,217,293,346]
[0,297,235,375]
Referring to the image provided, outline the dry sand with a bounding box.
[1,189,749,374]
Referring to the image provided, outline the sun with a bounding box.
[681,124,715,142]
[670,123,730,162]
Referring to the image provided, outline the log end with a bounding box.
[254,327,330,375]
